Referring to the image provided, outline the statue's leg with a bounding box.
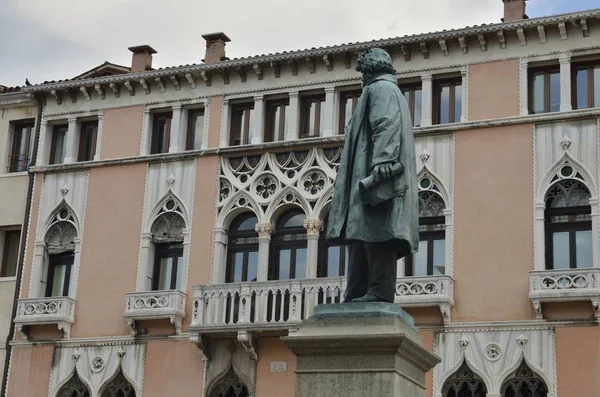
[362,241,397,303]
[343,241,368,303]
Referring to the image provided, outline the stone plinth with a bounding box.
[282,302,440,397]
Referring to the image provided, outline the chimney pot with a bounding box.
[502,0,528,22]
[202,32,231,63]
[128,45,157,73]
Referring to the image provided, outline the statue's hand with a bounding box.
[372,163,394,182]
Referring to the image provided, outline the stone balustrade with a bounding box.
[124,290,186,334]
[14,296,76,338]
[395,275,454,322]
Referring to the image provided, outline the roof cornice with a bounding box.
[22,8,600,93]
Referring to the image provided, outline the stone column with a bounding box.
[255,223,274,281]
[140,108,152,155]
[322,87,336,137]
[421,73,433,127]
[94,113,104,161]
[220,99,230,147]
[559,53,572,112]
[169,105,184,153]
[63,117,78,163]
[211,228,228,284]
[286,91,300,141]
[304,219,323,279]
[519,59,529,116]
[460,69,468,122]
[251,95,265,144]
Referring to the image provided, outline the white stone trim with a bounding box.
[460,67,468,122]
[559,52,573,112]
[519,58,529,116]
[94,111,104,161]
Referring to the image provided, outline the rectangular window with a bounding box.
[529,67,560,114]
[77,120,98,162]
[45,253,74,297]
[1,230,20,277]
[546,221,592,269]
[8,121,34,173]
[153,243,183,290]
[264,98,289,142]
[229,102,254,146]
[49,124,68,165]
[339,89,361,134]
[572,62,600,109]
[406,234,446,276]
[186,108,205,150]
[150,112,172,154]
[433,78,462,124]
[299,94,325,138]
[400,84,423,127]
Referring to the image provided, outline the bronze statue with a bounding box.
[326,48,418,303]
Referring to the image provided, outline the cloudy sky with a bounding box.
[1,0,597,87]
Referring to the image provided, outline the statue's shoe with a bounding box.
[352,293,387,303]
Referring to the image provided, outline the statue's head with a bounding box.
[355,48,396,75]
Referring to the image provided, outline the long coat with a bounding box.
[326,74,418,258]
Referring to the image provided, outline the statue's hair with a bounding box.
[355,48,397,75]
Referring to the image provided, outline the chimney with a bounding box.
[128,45,157,72]
[202,32,231,63]
[502,0,528,22]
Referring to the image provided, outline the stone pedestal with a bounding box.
[282,303,440,397]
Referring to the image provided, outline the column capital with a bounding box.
[253,94,265,101]
[324,86,336,94]
[303,219,324,237]
[222,98,230,105]
[289,91,300,98]
[143,108,151,115]
[172,104,183,111]
[67,116,78,123]
[421,73,433,81]
[255,223,274,239]
[559,52,572,63]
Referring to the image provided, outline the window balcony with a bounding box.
[124,290,186,335]
[529,268,600,320]
[395,275,454,322]
[14,296,76,338]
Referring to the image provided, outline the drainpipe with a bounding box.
[1,93,45,397]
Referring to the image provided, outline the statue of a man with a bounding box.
[326,48,418,303]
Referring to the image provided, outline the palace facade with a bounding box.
[3,1,600,396]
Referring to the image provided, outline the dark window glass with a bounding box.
[8,121,34,172]
[1,230,20,277]
[226,214,259,283]
[265,98,289,142]
[573,63,600,109]
[400,84,423,127]
[186,108,205,150]
[49,124,68,165]
[230,103,254,146]
[339,89,361,134]
[433,79,462,125]
[77,120,98,162]
[152,243,183,290]
[150,112,172,154]
[300,94,325,138]
[270,210,307,280]
[318,218,348,278]
[529,67,560,114]
[56,371,91,397]
[45,252,74,297]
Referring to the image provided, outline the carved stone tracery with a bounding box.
[151,198,186,243]
[442,361,487,397]
[501,360,549,397]
[45,206,78,254]
[100,368,136,397]
[57,371,90,397]
[209,366,250,397]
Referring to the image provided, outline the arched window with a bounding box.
[44,209,78,297]
[209,367,250,397]
[100,368,136,397]
[270,210,307,280]
[226,214,259,282]
[318,217,348,278]
[150,199,186,290]
[545,177,592,269]
[501,360,548,397]
[57,370,90,397]
[442,361,487,397]
[406,187,446,276]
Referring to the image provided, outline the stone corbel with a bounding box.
[139,78,150,94]
[305,57,315,74]
[69,89,78,103]
[270,62,280,78]
[201,71,212,86]
[458,36,468,54]
[252,64,263,80]
[439,39,449,56]
[50,90,62,105]
[537,25,547,43]
[185,73,196,89]
[15,324,27,340]
[288,60,298,76]
[109,83,120,98]
[237,67,247,83]
[155,77,166,93]
[497,30,506,49]
[126,319,138,336]
[222,69,230,84]
[580,18,589,37]
[400,44,411,61]
[323,54,333,71]
[420,42,429,59]
[80,86,91,101]
[440,303,451,323]
[558,22,568,40]
[237,330,258,361]
[517,27,527,46]
[477,33,487,51]
[343,52,352,69]
[94,84,105,99]
[124,80,135,96]
[57,322,72,338]
[170,316,183,334]
[190,333,211,361]
[592,300,600,321]
[170,75,181,90]
[532,301,543,320]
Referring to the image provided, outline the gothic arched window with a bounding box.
[226,213,259,283]
[442,361,487,397]
[406,184,447,276]
[209,367,250,397]
[44,208,78,297]
[100,368,136,397]
[545,175,592,269]
[57,371,90,397]
[151,198,186,290]
[270,210,307,280]
[501,360,548,397]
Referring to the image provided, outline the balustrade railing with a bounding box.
[14,296,76,338]
[124,290,186,334]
